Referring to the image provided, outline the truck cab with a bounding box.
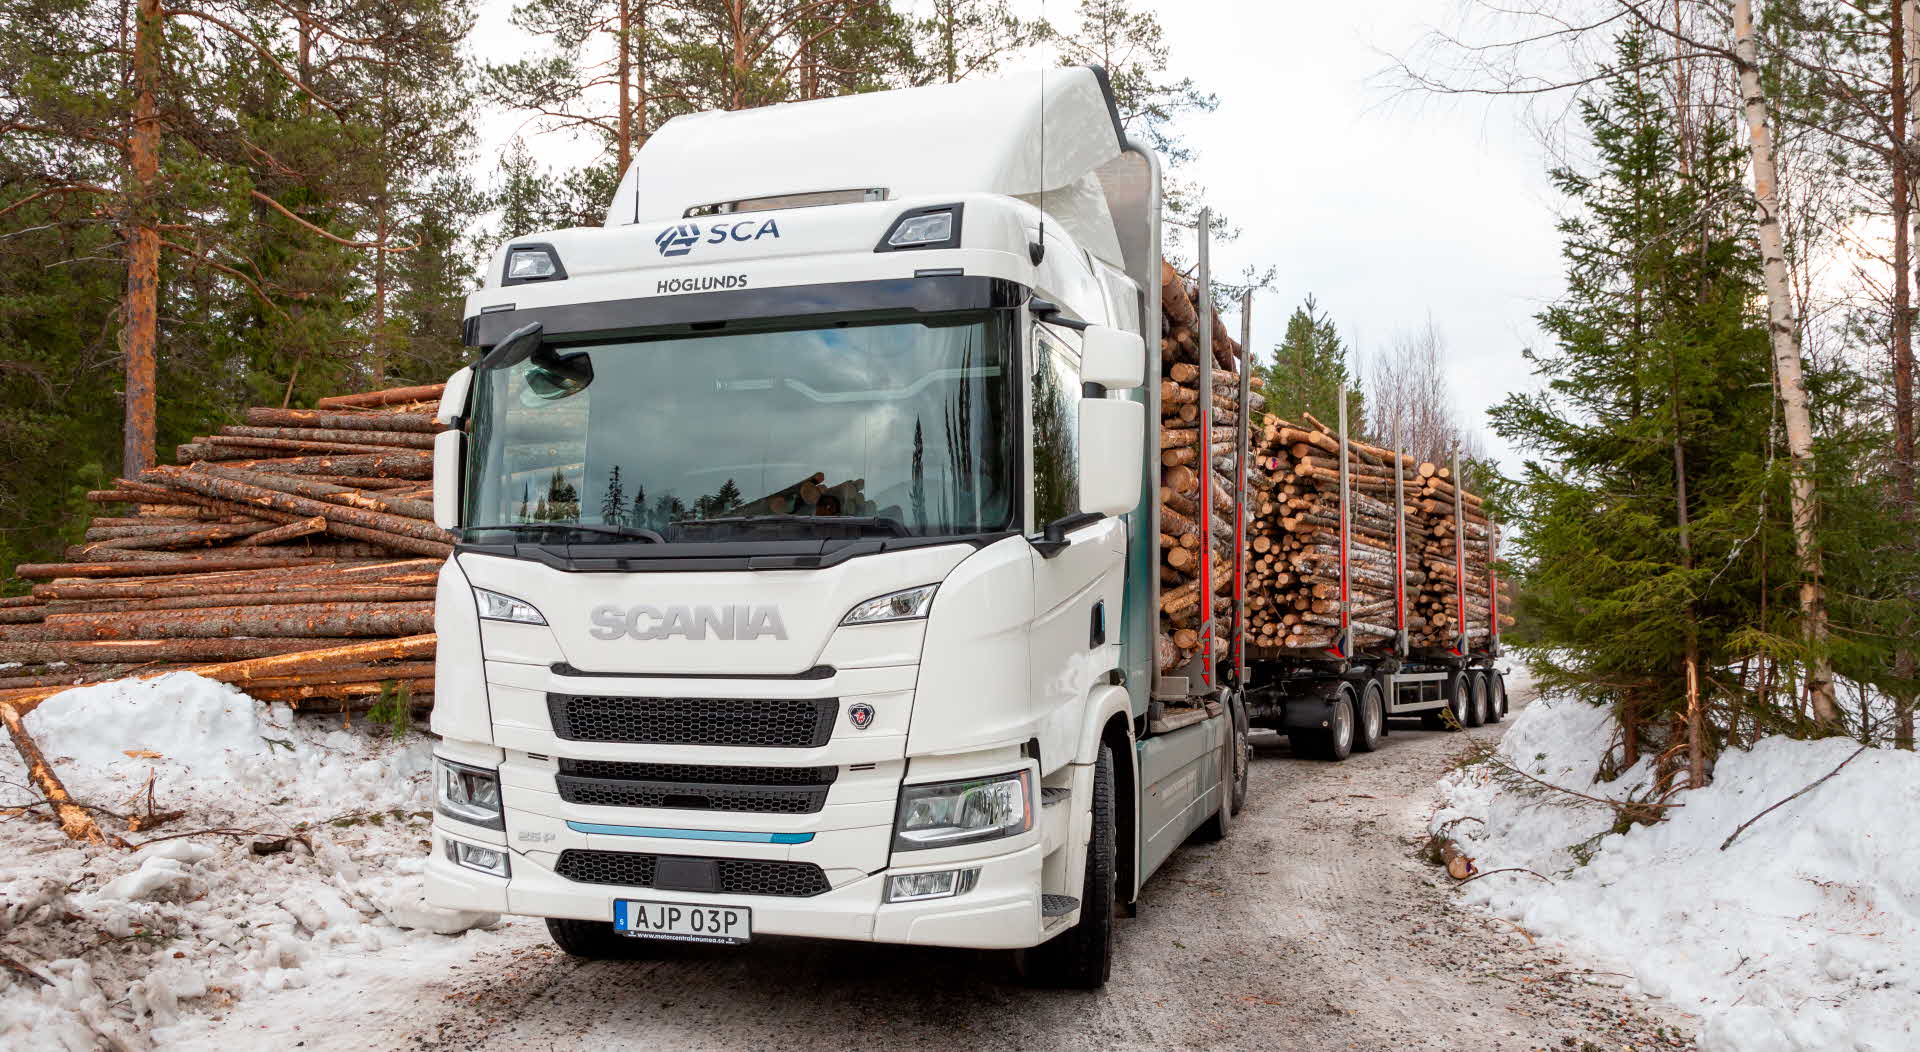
[423,67,1240,987]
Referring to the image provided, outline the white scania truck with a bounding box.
[422,67,1252,987]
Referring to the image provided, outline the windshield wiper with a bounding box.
[468,523,665,544]
[672,514,912,538]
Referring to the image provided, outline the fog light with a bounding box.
[885,868,979,903]
[445,838,511,878]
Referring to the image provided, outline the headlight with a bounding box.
[893,770,1032,851]
[436,758,504,829]
[445,838,511,878]
[475,589,545,625]
[842,584,937,626]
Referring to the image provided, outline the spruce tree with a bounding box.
[1258,295,1363,430]
[600,465,627,525]
[1491,30,1782,776]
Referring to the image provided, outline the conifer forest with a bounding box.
[7,0,1915,763]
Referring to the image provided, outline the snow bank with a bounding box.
[0,673,513,1050]
[1435,692,1920,1051]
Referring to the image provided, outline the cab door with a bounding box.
[1026,323,1127,771]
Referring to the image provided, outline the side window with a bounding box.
[1031,325,1082,527]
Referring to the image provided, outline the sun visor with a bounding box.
[607,67,1126,230]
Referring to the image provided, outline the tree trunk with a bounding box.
[616,0,632,173]
[122,0,162,478]
[1900,0,1919,749]
[1733,0,1842,730]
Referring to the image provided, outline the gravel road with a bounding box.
[349,684,1695,1051]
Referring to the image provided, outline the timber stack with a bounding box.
[1242,412,1512,652]
[1156,260,1265,673]
[0,383,451,714]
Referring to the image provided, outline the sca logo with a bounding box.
[655,224,701,257]
[653,219,782,258]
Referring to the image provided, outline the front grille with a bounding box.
[555,759,837,815]
[554,850,832,897]
[546,694,836,747]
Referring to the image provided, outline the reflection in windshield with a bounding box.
[463,315,1016,541]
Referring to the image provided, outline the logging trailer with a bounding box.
[419,66,1502,988]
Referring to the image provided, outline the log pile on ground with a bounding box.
[1242,413,1511,652]
[0,384,450,713]
[1156,261,1264,673]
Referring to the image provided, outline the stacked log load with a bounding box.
[1242,412,1513,652]
[1155,261,1265,674]
[0,384,451,713]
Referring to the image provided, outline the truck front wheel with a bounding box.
[546,917,647,960]
[1017,743,1116,989]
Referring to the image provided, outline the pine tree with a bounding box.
[1491,30,1782,779]
[911,0,1037,85]
[1259,295,1363,430]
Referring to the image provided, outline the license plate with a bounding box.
[613,900,751,945]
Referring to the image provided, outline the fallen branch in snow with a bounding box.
[1483,753,1681,828]
[130,825,314,853]
[0,701,124,846]
[1454,866,1555,888]
[0,954,49,986]
[1719,743,1869,852]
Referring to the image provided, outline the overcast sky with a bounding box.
[470,1,1566,471]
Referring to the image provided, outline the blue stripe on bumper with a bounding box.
[564,821,814,844]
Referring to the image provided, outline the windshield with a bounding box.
[462,314,1016,542]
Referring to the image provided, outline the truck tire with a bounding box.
[1196,696,1245,840]
[546,917,646,960]
[1302,688,1355,762]
[1425,671,1466,731]
[1352,679,1385,753]
[1485,671,1507,724]
[1463,671,1487,728]
[1230,691,1251,815]
[1017,743,1115,989]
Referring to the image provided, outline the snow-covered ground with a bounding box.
[1434,687,1920,1052]
[0,673,521,1050]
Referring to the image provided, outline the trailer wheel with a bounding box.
[1463,672,1487,728]
[546,917,648,960]
[1427,671,1467,731]
[1485,671,1507,724]
[1302,686,1355,762]
[1352,679,1385,753]
[1016,743,1115,989]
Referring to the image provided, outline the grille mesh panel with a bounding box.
[556,776,827,814]
[558,759,837,786]
[546,694,836,747]
[554,850,831,897]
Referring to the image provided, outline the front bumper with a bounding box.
[426,826,1045,949]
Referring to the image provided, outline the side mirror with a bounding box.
[433,429,464,531]
[1080,325,1145,390]
[437,367,473,426]
[1078,398,1143,515]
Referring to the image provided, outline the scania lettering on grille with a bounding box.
[589,603,788,641]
